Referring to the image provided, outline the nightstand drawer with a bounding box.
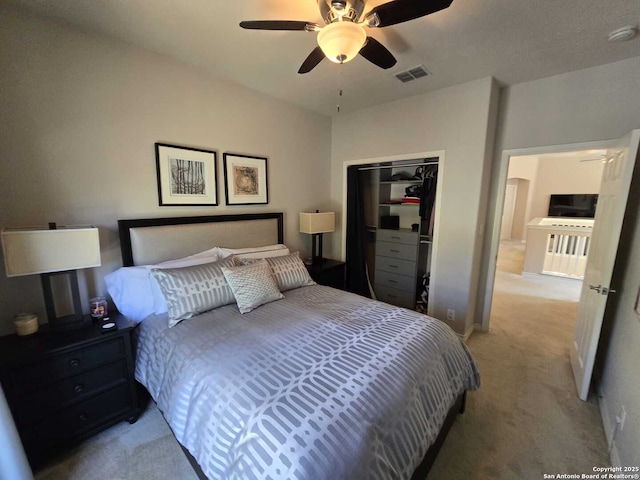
[375,270,416,291]
[376,241,418,261]
[22,384,131,453]
[15,360,128,427]
[10,338,124,394]
[375,255,416,277]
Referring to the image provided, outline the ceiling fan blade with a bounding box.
[364,0,453,27]
[239,20,318,31]
[298,47,326,74]
[359,37,397,69]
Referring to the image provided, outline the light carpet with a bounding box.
[34,241,610,480]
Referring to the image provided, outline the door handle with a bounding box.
[589,284,616,295]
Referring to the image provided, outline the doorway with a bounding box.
[481,140,616,331]
[480,131,640,400]
[490,149,605,359]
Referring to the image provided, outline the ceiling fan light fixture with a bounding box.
[317,21,366,64]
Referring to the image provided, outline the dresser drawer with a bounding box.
[22,384,131,453]
[376,241,418,261]
[377,229,419,245]
[375,255,416,277]
[15,360,128,427]
[10,338,125,394]
[375,270,416,292]
[375,285,416,309]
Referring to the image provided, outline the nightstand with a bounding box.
[306,259,346,290]
[0,312,140,466]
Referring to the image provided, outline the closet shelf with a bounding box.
[379,180,422,185]
[378,203,420,207]
[379,227,417,233]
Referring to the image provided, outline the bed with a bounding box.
[116,213,479,480]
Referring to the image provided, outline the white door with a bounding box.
[570,130,640,400]
[500,183,517,240]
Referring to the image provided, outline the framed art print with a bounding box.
[223,153,269,205]
[155,143,218,206]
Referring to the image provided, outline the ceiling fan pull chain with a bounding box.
[337,64,344,114]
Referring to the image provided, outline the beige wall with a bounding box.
[508,156,539,240]
[529,156,604,220]
[0,7,332,335]
[330,77,499,336]
[481,56,640,467]
[507,154,604,240]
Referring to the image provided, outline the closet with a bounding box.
[351,158,439,313]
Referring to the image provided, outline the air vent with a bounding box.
[394,65,430,83]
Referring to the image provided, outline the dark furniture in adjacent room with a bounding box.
[0,313,139,466]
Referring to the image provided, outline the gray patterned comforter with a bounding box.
[135,285,480,480]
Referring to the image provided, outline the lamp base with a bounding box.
[41,271,89,331]
[311,233,326,265]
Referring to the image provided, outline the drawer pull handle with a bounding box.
[74,384,84,394]
[388,295,397,298]
[79,413,88,422]
[389,265,398,268]
[388,280,398,284]
[391,236,401,239]
[69,359,81,367]
[390,249,400,253]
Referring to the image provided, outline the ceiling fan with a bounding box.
[240,0,453,74]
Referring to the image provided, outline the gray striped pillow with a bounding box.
[221,259,284,314]
[151,256,236,327]
[235,252,316,292]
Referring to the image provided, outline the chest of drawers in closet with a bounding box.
[374,229,419,309]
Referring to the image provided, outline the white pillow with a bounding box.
[217,244,290,260]
[105,247,220,322]
[154,247,219,268]
[105,266,156,323]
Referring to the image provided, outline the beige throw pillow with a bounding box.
[221,259,284,314]
[151,256,236,327]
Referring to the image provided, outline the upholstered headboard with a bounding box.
[118,213,284,266]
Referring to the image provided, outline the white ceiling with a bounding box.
[6,0,640,116]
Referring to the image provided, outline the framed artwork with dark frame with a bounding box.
[223,153,269,205]
[155,143,218,206]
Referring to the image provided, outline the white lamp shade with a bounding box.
[300,212,336,234]
[1,227,101,277]
[317,21,367,63]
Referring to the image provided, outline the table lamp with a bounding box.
[1,224,101,330]
[299,211,335,265]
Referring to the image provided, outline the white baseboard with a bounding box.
[598,391,622,467]
[457,323,475,342]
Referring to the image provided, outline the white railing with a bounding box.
[523,217,593,279]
